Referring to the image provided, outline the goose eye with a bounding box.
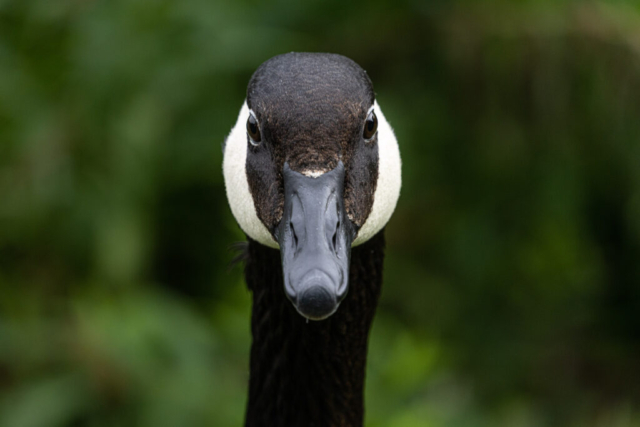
[246,113,262,145]
[363,110,378,140]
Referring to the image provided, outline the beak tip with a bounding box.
[295,285,338,320]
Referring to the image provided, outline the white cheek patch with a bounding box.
[352,101,402,246]
[223,101,279,248]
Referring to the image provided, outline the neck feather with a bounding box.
[243,231,385,427]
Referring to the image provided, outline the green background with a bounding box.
[1,1,639,426]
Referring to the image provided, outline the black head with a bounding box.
[223,53,401,320]
[246,53,378,231]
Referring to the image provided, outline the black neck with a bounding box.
[243,231,385,427]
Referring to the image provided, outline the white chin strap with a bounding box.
[352,100,402,246]
[223,102,279,248]
[223,100,401,248]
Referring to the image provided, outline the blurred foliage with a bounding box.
[1,0,640,426]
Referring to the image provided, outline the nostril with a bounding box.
[290,222,298,249]
[331,220,340,251]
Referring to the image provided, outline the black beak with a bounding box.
[275,161,355,320]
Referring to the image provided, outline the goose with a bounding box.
[223,52,401,427]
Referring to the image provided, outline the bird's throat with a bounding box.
[243,231,385,427]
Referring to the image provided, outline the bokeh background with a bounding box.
[1,1,640,426]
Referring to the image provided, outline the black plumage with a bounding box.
[243,231,385,427]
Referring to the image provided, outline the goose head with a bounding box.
[224,52,401,320]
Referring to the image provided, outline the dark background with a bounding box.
[1,1,639,426]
